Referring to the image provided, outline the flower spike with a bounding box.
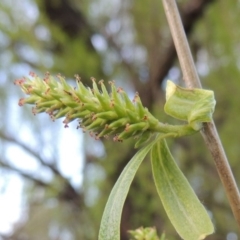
[15,72,162,144]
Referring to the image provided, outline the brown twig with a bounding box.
[0,131,60,175]
[0,131,82,206]
[0,160,49,187]
[162,0,240,230]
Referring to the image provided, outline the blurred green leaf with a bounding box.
[128,227,161,240]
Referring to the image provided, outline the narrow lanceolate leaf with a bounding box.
[151,139,214,240]
[98,134,172,240]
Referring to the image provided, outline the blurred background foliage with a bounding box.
[0,0,240,239]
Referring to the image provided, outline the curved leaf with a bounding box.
[151,139,214,240]
[164,80,216,130]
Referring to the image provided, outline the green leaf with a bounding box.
[151,139,214,240]
[164,80,216,130]
[98,134,172,240]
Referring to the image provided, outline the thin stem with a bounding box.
[162,0,240,230]
[156,122,196,137]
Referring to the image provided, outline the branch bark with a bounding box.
[162,0,240,230]
[0,160,49,187]
[1,158,83,206]
[0,131,60,175]
[0,131,83,206]
[41,0,93,38]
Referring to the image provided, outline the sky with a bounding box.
[0,173,23,234]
